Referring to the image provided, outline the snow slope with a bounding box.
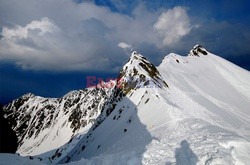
[0,153,45,165]
[1,45,250,164]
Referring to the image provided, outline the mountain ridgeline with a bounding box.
[2,45,250,164]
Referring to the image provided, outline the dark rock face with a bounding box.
[189,45,208,57]
[0,104,18,153]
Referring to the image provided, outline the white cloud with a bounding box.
[153,6,191,46]
[2,17,59,39]
[117,42,132,50]
[0,1,193,71]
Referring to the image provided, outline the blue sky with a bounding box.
[0,0,250,104]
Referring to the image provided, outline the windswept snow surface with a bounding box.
[0,154,45,165]
[2,47,250,165]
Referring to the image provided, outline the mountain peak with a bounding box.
[119,51,158,79]
[188,44,208,57]
[131,50,139,56]
[22,93,35,98]
[129,51,145,61]
[117,51,168,95]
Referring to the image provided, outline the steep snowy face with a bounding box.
[2,87,114,156]
[41,51,170,164]
[117,51,168,95]
[188,44,208,56]
[57,49,250,164]
[159,46,250,139]
[155,50,250,164]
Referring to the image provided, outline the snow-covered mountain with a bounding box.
[2,87,116,156]
[2,45,250,164]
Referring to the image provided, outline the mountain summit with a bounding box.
[118,51,168,95]
[2,45,250,164]
[188,44,208,56]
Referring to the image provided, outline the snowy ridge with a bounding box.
[3,87,115,157]
[2,46,250,164]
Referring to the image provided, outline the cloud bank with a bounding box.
[0,0,249,71]
[0,0,192,71]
